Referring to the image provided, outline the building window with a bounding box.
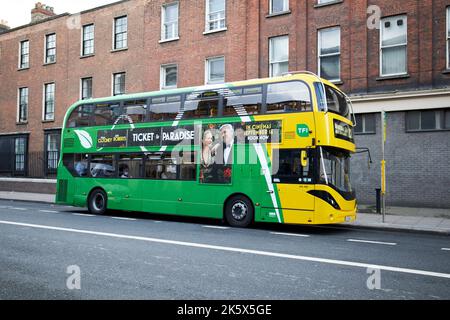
[46,132,60,173]
[161,2,179,41]
[81,77,93,100]
[205,0,226,32]
[18,88,28,123]
[205,56,225,84]
[114,16,128,50]
[270,0,289,14]
[355,114,376,134]
[447,7,450,69]
[15,137,26,173]
[269,35,289,77]
[380,15,407,76]
[44,83,55,121]
[82,24,95,56]
[406,109,450,132]
[161,64,178,89]
[318,27,341,82]
[19,40,29,69]
[113,73,126,96]
[45,33,56,64]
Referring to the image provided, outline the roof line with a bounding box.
[0,0,131,36]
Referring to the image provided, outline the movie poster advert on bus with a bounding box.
[95,120,282,149]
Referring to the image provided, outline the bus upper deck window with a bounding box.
[149,95,180,122]
[67,105,94,128]
[266,81,312,114]
[93,103,121,126]
[123,100,147,124]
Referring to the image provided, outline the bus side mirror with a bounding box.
[300,150,308,167]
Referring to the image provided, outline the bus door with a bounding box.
[270,149,315,224]
[114,154,143,211]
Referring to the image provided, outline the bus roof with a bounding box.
[63,73,342,123]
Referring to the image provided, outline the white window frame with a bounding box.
[43,82,55,121]
[269,35,289,77]
[380,15,408,77]
[44,33,56,64]
[17,87,29,123]
[160,64,178,89]
[205,0,227,33]
[447,7,450,70]
[318,27,341,82]
[80,77,93,100]
[81,23,95,56]
[112,72,126,96]
[205,56,225,84]
[18,40,29,69]
[113,16,128,50]
[269,0,289,15]
[161,2,179,42]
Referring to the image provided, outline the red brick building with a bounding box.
[0,0,449,207]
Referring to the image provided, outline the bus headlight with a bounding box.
[308,190,341,210]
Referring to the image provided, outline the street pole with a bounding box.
[381,111,386,223]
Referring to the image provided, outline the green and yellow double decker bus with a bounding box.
[56,72,356,227]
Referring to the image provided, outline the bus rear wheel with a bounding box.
[88,189,107,215]
[225,195,254,228]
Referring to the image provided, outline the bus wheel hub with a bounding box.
[231,202,247,221]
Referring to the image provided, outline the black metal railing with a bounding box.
[0,151,59,178]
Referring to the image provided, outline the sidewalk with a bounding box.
[0,191,449,235]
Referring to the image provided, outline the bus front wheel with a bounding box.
[225,195,254,228]
[88,189,107,215]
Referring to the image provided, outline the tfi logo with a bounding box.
[296,124,310,137]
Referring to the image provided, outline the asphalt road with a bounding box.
[0,199,449,300]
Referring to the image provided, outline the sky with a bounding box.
[1,0,120,28]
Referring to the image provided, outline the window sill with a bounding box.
[80,54,95,59]
[43,61,56,66]
[16,121,28,125]
[18,67,30,71]
[442,69,450,75]
[42,119,55,123]
[159,37,180,44]
[314,0,344,8]
[330,80,343,85]
[111,47,128,53]
[203,27,227,35]
[266,10,291,18]
[406,128,450,133]
[161,86,178,90]
[376,74,410,81]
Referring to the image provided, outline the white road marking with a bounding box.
[347,239,397,246]
[72,213,96,217]
[270,232,310,238]
[10,207,27,211]
[0,219,449,279]
[39,210,59,213]
[202,225,230,230]
[153,221,162,223]
[111,217,137,221]
[441,248,450,251]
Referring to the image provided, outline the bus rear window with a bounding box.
[266,82,311,114]
[67,105,94,128]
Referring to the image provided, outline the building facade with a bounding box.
[0,0,449,208]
